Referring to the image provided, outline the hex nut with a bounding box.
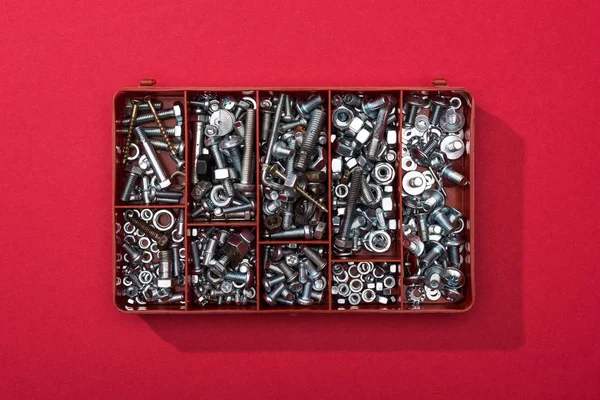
[334,137,359,157]
[314,221,327,240]
[214,167,237,181]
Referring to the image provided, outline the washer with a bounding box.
[126,143,140,161]
[402,170,427,196]
[152,210,175,232]
[209,109,235,136]
[402,155,417,172]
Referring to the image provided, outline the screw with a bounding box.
[442,234,465,265]
[416,212,429,242]
[429,96,449,126]
[157,250,173,287]
[266,225,313,240]
[366,102,391,160]
[205,138,235,198]
[144,98,179,161]
[118,105,182,126]
[299,245,327,271]
[295,108,325,171]
[334,167,362,250]
[296,281,314,306]
[263,282,286,306]
[219,134,244,174]
[260,105,274,142]
[297,94,324,116]
[404,94,423,127]
[420,241,447,268]
[122,99,139,164]
[265,94,286,165]
[428,207,456,233]
[117,126,181,138]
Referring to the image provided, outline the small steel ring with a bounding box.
[368,184,383,204]
[153,210,175,232]
[142,251,153,263]
[373,266,385,279]
[170,171,186,189]
[122,277,133,287]
[134,228,144,237]
[337,283,350,297]
[138,236,151,250]
[150,242,159,254]
[124,234,136,245]
[124,209,140,219]
[449,97,462,110]
[383,275,396,289]
[123,253,130,263]
[179,247,185,259]
[141,209,153,221]
[362,289,376,303]
[357,262,373,275]
[368,230,391,253]
[349,279,364,293]
[334,270,349,283]
[126,143,140,161]
[348,293,361,305]
[335,184,349,199]
[372,163,395,185]
[139,270,153,284]
[172,229,184,243]
[426,287,441,301]
[313,276,327,291]
[454,218,465,234]
[150,175,161,190]
[348,265,361,279]
[422,170,435,189]
[210,185,232,207]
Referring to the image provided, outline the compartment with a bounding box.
[114,91,186,206]
[186,91,259,223]
[187,226,258,311]
[330,90,402,260]
[257,90,330,242]
[114,208,186,311]
[259,244,329,310]
[331,262,401,310]
[400,90,473,311]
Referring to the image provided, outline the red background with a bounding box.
[1,0,599,398]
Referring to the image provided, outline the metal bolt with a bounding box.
[122,242,142,263]
[119,165,142,202]
[134,127,171,189]
[429,96,449,126]
[126,213,170,249]
[206,138,235,198]
[404,94,423,127]
[295,108,325,171]
[122,100,139,164]
[240,108,256,186]
[297,94,323,115]
[266,165,328,213]
[118,105,182,126]
[334,167,362,250]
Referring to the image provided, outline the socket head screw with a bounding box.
[420,241,447,268]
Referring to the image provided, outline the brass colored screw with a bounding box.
[265,164,328,213]
[122,100,139,163]
[145,97,178,159]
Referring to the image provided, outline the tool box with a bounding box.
[112,78,474,313]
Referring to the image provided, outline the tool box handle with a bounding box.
[432,78,448,87]
[139,78,156,87]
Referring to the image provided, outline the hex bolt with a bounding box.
[429,96,449,126]
[404,94,423,127]
[192,119,207,185]
[295,108,326,171]
[149,139,185,158]
[420,241,447,268]
[363,95,390,114]
[299,245,327,271]
[442,234,465,265]
[440,165,469,186]
[122,99,139,164]
[217,201,255,216]
[209,255,230,277]
[118,105,182,126]
[366,103,391,160]
[119,165,142,202]
[375,208,386,230]
[224,270,249,285]
[134,127,171,189]
[145,98,180,161]
[118,126,181,138]
[297,94,323,116]
[266,225,313,240]
[334,167,363,250]
[122,242,142,263]
[191,181,213,201]
[360,175,376,206]
[142,175,153,204]
[240,108,256,186]
[416,212,429,242]
[126,213,170,249]
[296,281,314,306]
[205,138,235,198]
[157,250,173,287]
[264,282,286,306]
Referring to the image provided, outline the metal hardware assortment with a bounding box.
[115,209,185,308]
[331,93,399,256]
[117,98,185,204]
[259,93,329,239]
[189,227,257,307]
[188,93,257,221]
[262,244,328,307]
[332,262,398,308]
[401,93,469,308]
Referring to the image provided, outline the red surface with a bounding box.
[1,0,598,398]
